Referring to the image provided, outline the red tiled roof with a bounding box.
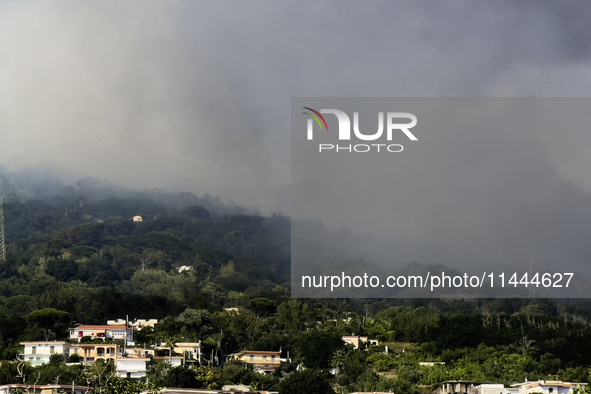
[20,341,68,345]
[512,381,588,388]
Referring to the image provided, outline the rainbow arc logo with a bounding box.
[302,107,328,131]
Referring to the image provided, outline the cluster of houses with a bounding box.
[18,323,589,394]
[19,318,202,379]
[20,320,379,378]
[0,385,280,394]
[1,381,586,394]
[347,380,588,394]
[437,380,588,394]
[19,318,290,379]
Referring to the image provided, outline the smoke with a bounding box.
[1,0,591,217]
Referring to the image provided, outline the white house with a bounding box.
[116,357,150,379]
[478,384,505,394]
[508,381,587,394]
[154,356,184,366]
[419,361,446,367]
[437,381,587,394]
[69,324,133,344]
[20,342,70,366]
[342,335,379,349]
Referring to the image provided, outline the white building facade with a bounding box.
[508,381,587,394]
[116,358,150,379]
[20,342,69,366]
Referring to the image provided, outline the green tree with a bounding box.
[163,365,197,388]
[574,385,591,394]
[296,330,344,369]
[193,366,220,389]
[95,377,160,394]
[26,309,70,341]
[278,369,334,394]
[250,298,276,316]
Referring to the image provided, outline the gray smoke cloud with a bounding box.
[1,0,591,221]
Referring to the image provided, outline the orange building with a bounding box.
[69,343,118,364]
[226,350,282,373]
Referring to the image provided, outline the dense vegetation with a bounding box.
[1,176,591,393]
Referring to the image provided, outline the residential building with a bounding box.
[20,342,69,366]
[107,318,158,330]
[69,324,133,344]
[159,389,276,394]
[122,347,155,359]
[155,342,201,362]
[226,350,282,373]
[342,335,378,349]
[508,380,587,394]
[437,380,486,394]
[172,342,201,361]
[69,343,118,364]
[69,343,150,378]
[20,330,183,380]
[154,356,184,366]
[436,381,587,394]
[222,385,251,392]
[0,384,89,394]
[479,384,506,394]
[116,357,150,379]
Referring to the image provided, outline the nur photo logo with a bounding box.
[302,107,418,152]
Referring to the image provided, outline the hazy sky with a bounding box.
[2,0,591,216]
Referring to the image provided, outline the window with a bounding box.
[50,346,55,354]
[549,389,554,393]
[272,356,276,362]
[32,346,36,355]
[250,355,254,362]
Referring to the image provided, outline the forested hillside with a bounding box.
[1,176,591,393]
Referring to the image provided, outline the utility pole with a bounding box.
[0,197,6,262]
